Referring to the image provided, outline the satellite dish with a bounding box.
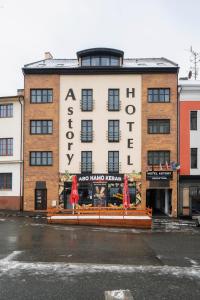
[188,70,192,79]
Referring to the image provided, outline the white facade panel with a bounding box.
[190,110,200,175]
[0,99,22,197]
[0,163,21,196]
[59,75,141,174]
[0,101,22,161]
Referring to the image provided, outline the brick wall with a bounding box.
[141,73,178,217]
[23,75,60,211]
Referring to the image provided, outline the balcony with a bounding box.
[106,101,121,111]
[80,131,93,142]
[80,99,94,111]
[106,131,121,142]
[80,162,94,174]
[106,162,121,173]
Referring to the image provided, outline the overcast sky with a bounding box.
[0,0,200,96]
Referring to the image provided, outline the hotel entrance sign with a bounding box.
[146,171,173,181]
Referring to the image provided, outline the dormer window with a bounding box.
[81,55,120,67]
[77,48,123,67]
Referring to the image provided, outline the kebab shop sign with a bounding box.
[65,88,136,166]
[77,174,124,182]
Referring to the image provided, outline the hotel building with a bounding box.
[22,48,178,216]
[179,80,200,217]
[0,93,23,210]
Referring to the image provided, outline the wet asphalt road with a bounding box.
[0,217,200,300]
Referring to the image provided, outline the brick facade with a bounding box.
[141,73,178,217]
[23,75,60,211]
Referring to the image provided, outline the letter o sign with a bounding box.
[125,105,136,115]
[66,131,74,139]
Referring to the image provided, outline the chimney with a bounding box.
[44,52,53,59]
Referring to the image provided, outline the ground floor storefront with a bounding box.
[179,176,200,217]
[60,173,142,209]
[22,171,178,217]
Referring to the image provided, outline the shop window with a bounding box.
[148,119,170,134]
[191,148,198,169]
[81,89,93,111]
[30,89,53,103]
[190,111,197,130]
[148,88,170,103]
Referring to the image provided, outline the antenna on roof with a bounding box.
[188,46,200,80]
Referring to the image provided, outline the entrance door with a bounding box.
[192,197,200,215]
[35,189,47,210]
[146,189,172,216]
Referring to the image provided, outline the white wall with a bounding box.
[0,99,22,197]
[0,100,22,161]
[59,74,141,174]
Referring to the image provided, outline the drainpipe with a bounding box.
[18,96,24,211]
[177,80,182,218]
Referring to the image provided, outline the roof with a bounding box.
[76,47,124,58]
[0,95,23,102]
[23,47,178,75]
[179,79,200,87]
[24,57,178,70]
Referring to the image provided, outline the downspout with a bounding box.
[18,95,24,211]
[177,80,182,218]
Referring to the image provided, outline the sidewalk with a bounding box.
[153,216,198,229]
[0,210,199,228]
[0,210,47,219]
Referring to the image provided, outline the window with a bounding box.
[108,151,119,173]
[0,173,12,190]
[30,120,53,134]
[148,88,170,103]
[81,120,93,142]
[148,119,170,134]
[30,152,53,166]
[0,138,13,156]
[190,111,197,130]
[110,56,120,66]
[81,89,93,111]
[0,104,13,118]
[30,89,53,103]
[148,151,170,165]
[81,151,92,173]
[108,120,120,142]
[81,56,120,67]
[108,89,120,111]
[91,56,100,66]
[191,148,197,169]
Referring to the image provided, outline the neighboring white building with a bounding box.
[0,93,23,210]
